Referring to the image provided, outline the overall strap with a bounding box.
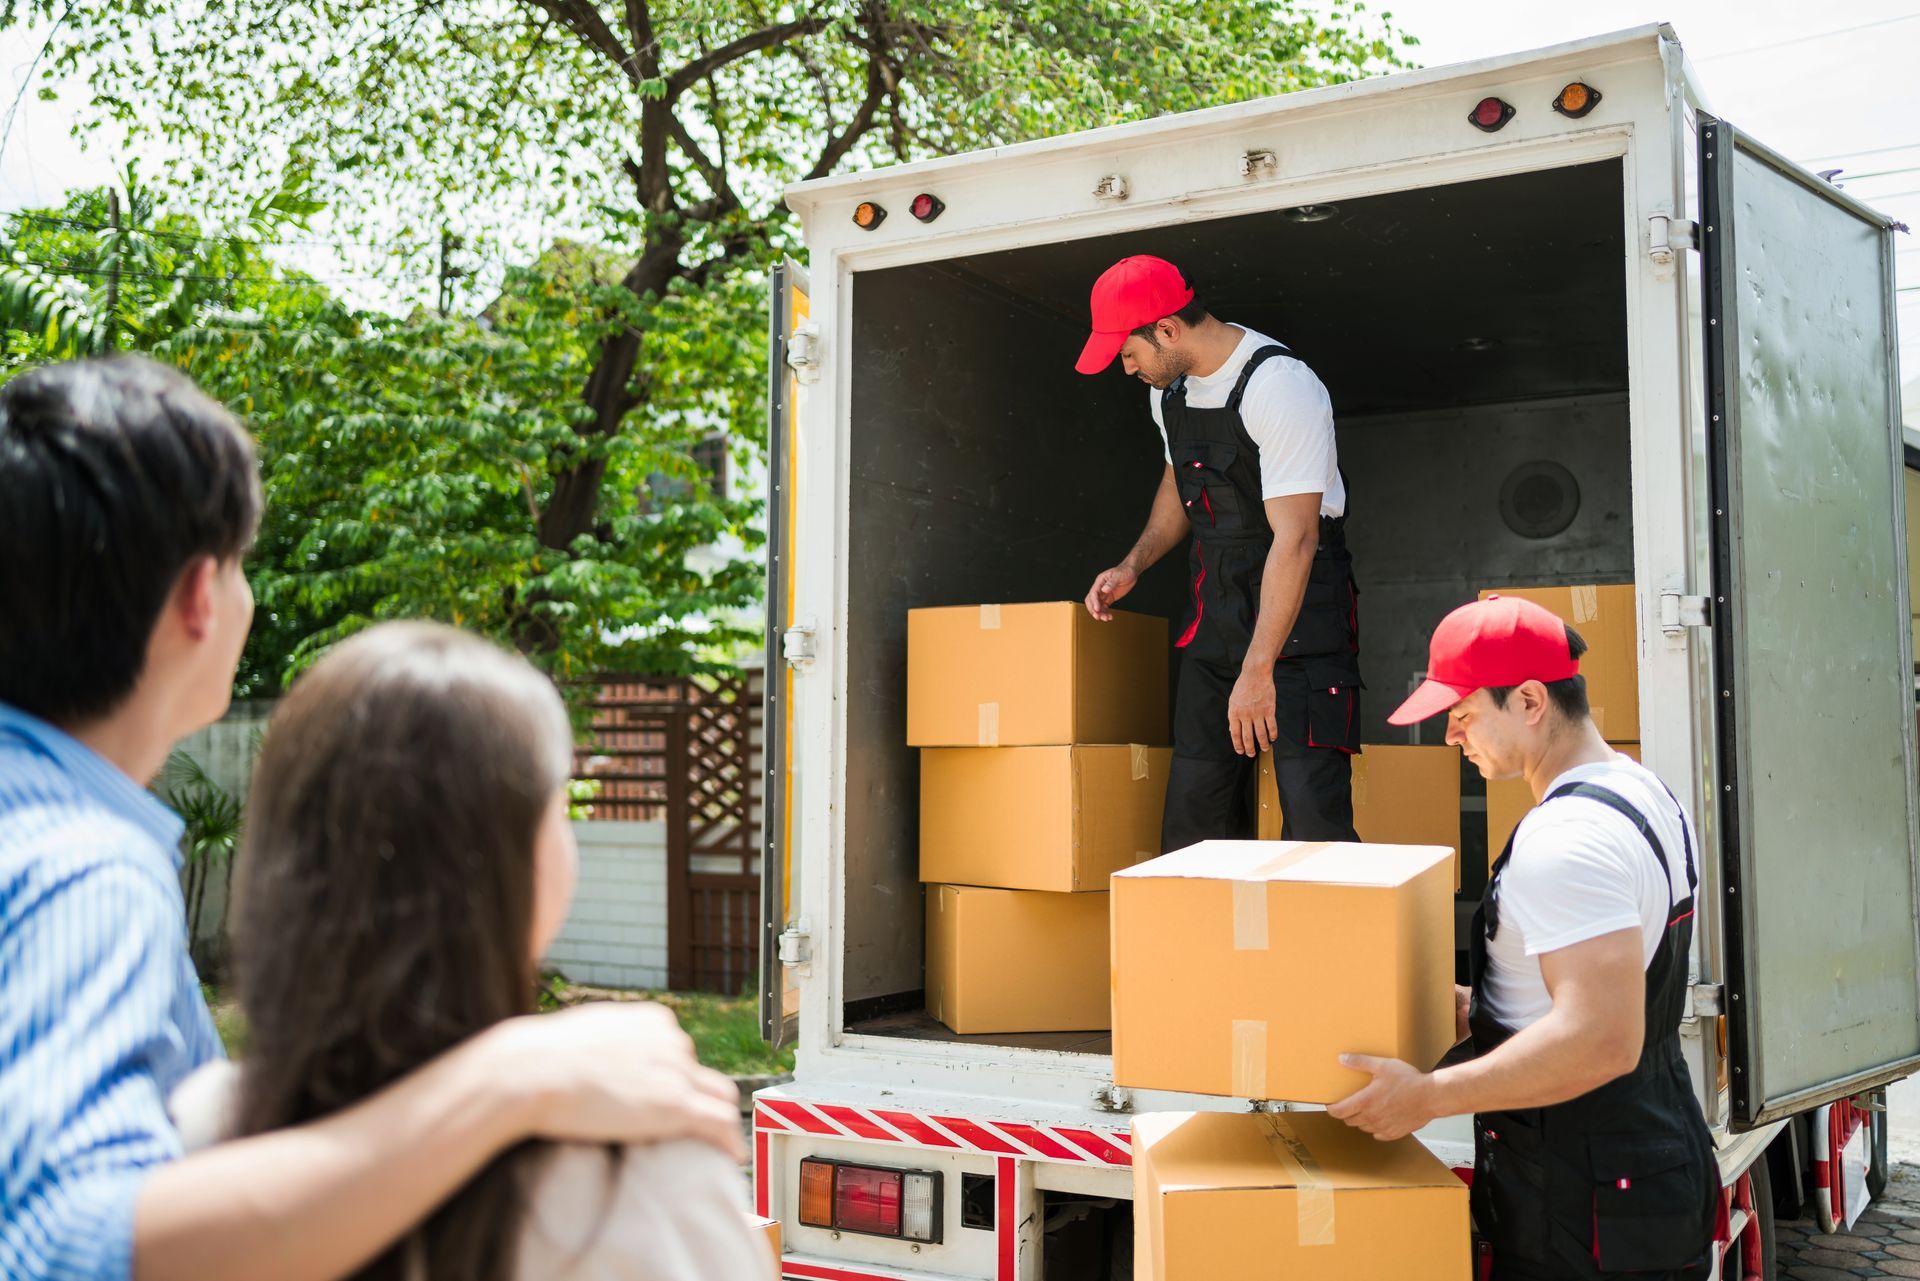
[1544,781,1697,901]
[1224,344,1290,413]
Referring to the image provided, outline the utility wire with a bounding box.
[13,258,402,292]
[1695,12,1920,61]
[3,210,430,254]
[1808,140,1920,164]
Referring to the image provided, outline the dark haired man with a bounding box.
[0,357,742,1281]
[1078,254,1360,850]
[1327,595,1716,1280]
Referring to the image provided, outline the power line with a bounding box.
[1695,12,1920,61]
[2,210,429,254]
[1834,164,1920,183]
[1807,140,1920,165]
[12,258,401,293]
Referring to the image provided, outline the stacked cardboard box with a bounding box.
[1477,584,1643,869]
[1131,1111,1469,1280]
[908,603,1168,1035]
[1258,744,1463,888]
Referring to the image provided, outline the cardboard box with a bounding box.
[1485,742,1641,866]
[926,884,1110,1033]
[1112,841,1455,1103]
[1258,745,1463,889]
[1476,584,1640,741]
[1132,1110,1469,1280]
[907,603,1168,747]
[744,1215,780,1272]
[921,745,1172,892]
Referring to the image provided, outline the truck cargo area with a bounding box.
[842,159,1632,1050]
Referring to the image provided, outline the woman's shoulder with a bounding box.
[516,1139,768,1281]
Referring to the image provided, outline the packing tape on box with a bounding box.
[978,603,1001,630]
[1571,584,1599,624]
[1232,843,1335,950]
[978,702,1000,746]
[1261,1115,1337,1247]
[1130,743,1150,781]
[1231,1019,1267,1097]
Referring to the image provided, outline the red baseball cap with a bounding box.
[1387,595,1581,725]
[1074,255,1196,375]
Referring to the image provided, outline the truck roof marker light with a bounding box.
[1553,82,1601,118]
[853,200,887,230]
[910,193,945,223]
[1285,204,1338,223]
[1469,96,1515,132]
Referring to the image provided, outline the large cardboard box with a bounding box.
[1132,1110,1469,1280]
[1112,841,1455,1102]
[907,603,1168,747]
[1485,742,1642,866]
[926,884,1110,1033]
[1476,584,1640,741]
[744,1215,781,1273]
[1258,744,1463,888]
[921,745,1172,891]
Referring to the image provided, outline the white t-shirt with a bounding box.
[1148,326,1346,518]
[1479,752,1699,1031]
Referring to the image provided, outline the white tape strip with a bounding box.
[978,702,999,746]
[1129,743,1150,781]
[1572,584,1599,624]
[1231,1020,1268,1098]
[979,603,1002,630]
[1262,1116,1336,1246]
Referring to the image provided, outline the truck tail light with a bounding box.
[853,200,887,230]
[1469,96,1514,132]
[796,1157,942,1243]
[910,193,945,222]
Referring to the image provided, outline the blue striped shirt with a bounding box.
[0,703,224,1281]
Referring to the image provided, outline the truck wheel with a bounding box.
[1742,1158,1778,1281]
[1868,1092,1891,1201]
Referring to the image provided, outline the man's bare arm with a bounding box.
[135,1003,741,1281]
[1226,492,1320,755]
[1086,466,1184,620]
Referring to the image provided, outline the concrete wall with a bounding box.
[543,820,671,990]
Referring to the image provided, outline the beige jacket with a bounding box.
[169,1061,770,1281]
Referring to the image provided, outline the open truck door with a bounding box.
[761,259,809,1046]
[1701,117,1920,1128]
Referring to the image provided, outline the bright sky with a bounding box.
[3,3,1918,371]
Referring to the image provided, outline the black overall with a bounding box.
[1469,782,1718,1281]
[1158,344,1361,852]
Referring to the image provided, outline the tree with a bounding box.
[13,0,1415,658]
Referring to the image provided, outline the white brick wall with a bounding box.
[543,820,670,990]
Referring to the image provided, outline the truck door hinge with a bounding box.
[1659,591,1711,635]
[1648,214,1699,265]
[1686,983,1724,1018]
[777,921,812,969]
[781,621,817,670]
[785,322,822,385]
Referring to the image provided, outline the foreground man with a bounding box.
[1329,595,1715,1280]
[1077,254,1360,850]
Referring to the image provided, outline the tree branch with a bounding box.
[803,54,890,181]
[622,0,660,78]
[665,18,825,101]
[665,112,736,214]
[521,0,635,83]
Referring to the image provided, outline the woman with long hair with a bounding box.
[170,621,768,1280]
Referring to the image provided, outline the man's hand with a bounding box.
[1455,984,1472,1045]
[488,1001,744,1159]
[1227,666,1278,756]
[1085,564,1139,621]
[1326,1054,1437,1141]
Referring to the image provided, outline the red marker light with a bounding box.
[1469,96,1515,132]
[910,193,945,222]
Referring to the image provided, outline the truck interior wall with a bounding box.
[842,160,1630,1025]
[843,269,1186,1005]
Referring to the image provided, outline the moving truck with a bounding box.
[753,24,1917,1278]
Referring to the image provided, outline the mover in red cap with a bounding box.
[1327,595,1717,1281]
[1077,255,1360,851]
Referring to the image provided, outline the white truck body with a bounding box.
[756,24,1916,1278]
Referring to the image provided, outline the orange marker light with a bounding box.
[1553,82,1601,118]
[852,201,888,230]
[799,1158,835,1227]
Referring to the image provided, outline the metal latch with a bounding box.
[1092,174,1129,202]
[782,621,817,669]
[1686,983,1724,1018]
[1659,591,1711,636]
[777,921,812,968]
[1240,149,1278,179]
[1648,214,1699,265]
[785,321,822,386]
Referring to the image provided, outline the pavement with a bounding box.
[1779,1162,1920,1278]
